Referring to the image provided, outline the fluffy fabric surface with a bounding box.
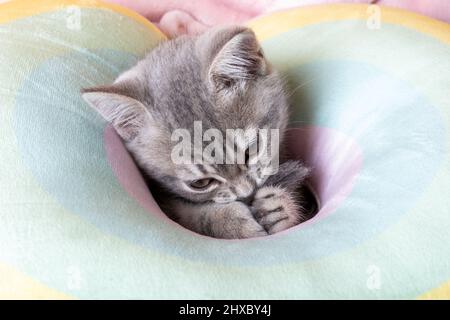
[1,1,449,299]
[105,0,450,37]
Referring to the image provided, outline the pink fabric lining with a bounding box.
[105,0,450,37]
[284,127,363,230]
[104,125,167,220]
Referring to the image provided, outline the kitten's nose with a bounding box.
[239,192,255,205]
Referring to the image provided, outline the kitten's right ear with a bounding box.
[197,26,268,91]
[81,85,150,141]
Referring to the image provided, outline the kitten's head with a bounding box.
[82,26,289,204]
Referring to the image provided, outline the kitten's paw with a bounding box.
[251,186,302,234]
[235,217,269,239]
[211,202,268,239]
[171,200,267,239]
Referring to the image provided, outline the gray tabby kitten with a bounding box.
[82,26,314,239]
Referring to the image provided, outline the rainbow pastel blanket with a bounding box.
[0,0,449,299]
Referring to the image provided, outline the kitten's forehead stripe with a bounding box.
[196,164,208,175]
[203,164,218,175]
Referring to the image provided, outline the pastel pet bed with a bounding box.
[0,0,449,299]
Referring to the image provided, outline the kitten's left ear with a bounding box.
[198,26,269,90]
[81,84,149,141]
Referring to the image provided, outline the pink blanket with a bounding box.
[106,0,450,37]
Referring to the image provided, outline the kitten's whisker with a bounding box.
[286,77,319,99]
[288,120,310,125]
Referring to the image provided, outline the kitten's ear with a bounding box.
[81,85,149,141]
[198,26,269,90]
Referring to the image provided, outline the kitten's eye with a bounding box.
[189,178,215,190]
